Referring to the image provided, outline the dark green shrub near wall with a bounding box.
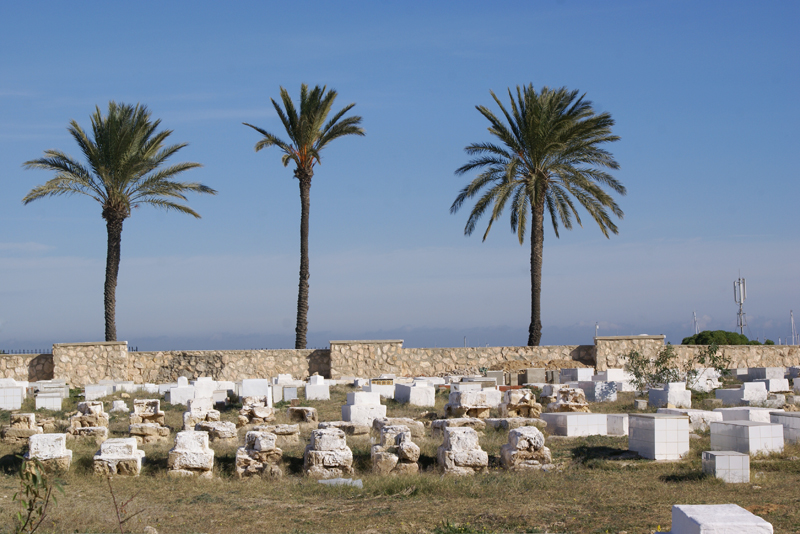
[681,330,773,345]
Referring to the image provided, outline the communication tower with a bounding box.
[734,276,746,335]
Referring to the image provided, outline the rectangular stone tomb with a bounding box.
[540,413,607,437]
[748,367,785,380]
[306,375,330,401]
[25,433,73,473]
[283,387,298,402]
[669,504,773,534]
[394,383,435,407]
[607,414,629,436]
[648,382,691,409]
[341,392,386,426]
[93,438,145,476]
[559,368,594,383]
[628,414,690,460]
[770,411,800,443]
[239,379,272,400]
[753,378,791,392]
[578,381,617,403]
[363,378,395,399]
[657,408,722,432]
[715,382,767,405]
[35,393,63,411]
[710,421,784,455]
[701,450,749,483]
[0,387,24,410]
[713,407,780,423]
[84,384,113,401]
[519,368,546,385]
[168,431,215,478]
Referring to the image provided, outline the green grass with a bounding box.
[1,385,799,533]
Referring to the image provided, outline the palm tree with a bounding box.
[451,85,626,346]
[23,101,216,342]
[244,84,364,349]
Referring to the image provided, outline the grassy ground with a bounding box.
[1,386,798,533]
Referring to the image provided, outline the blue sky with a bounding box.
[1,1,798,350]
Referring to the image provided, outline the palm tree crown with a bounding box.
[245,84,364,349]
[23,101,216,341]
[451,85,626,345]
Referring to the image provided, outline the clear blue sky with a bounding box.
[1,1,798,350]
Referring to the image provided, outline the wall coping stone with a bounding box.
[53,341,128,348]
[330,340,404,345]
[594,335,665,341]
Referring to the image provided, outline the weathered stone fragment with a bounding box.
[436,427,488,475]
[24,433,72,474]
[371,425,420,475]
[499,389,543,418]
[253,424,301,447]
[195,420,237,442]
[235,431,283,479]
[372,417,426,439]
[546,388,590,413]
[318,421,371,436]
[168,431,214,478]
[431,417,485,438]
[93,437,145,476]
[303,428,354,479]
[499,426,552,471]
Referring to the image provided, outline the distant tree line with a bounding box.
[682,330,774,346]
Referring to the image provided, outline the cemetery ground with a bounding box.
[1,387,799,533]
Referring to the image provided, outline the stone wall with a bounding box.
[328,340,594,378]
[8,337,800,387]
[0,353,54,382]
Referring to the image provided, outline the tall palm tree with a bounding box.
[244,84,364,349]
[451,85,626,346]
[23,101,216,342]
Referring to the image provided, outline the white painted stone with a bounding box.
[347,391,381,406]
[341,404,387,427]
[579,381,617,402]
[305,383,330,401]
[0,387,25,410]
[27,433,71,460]
[35,393,63,410]
[748,367,785,380]
[770,412,800,443]
[240,379,272,401]
[607,414,629,436]
[308,375,325,385]
[168,431,215,477]
[177,377,189,387]
[395,383,435,407]
[540,413,608,436]
[167,386,195,406]
[363,383,395,399]
[111,400,129,412]
[669,504,773,534]
[84,384,112,401]
[714,407,783,423]
[702,451,750,483]
[657,408,723,432]
[710,421,784,455]
[648,382,691,409]
[686,368,722,393]
[716,382,768,405]
[628,413,690,461]
[753,378,791,392]
[559,368,595,383]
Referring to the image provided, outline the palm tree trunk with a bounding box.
[295,174,312,349]
[103,212,124,342]
[528,198,544,346]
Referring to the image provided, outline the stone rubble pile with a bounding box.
[437,427,488,475]
[129,399,170,444]
[195,420,238,442]
[500,426,552,471]
[545,387,590,413]
[303,428,354,479]
[237,396,275,427]
[1,413,43,443]
[67,401,109,443]
[235,430,283,479]
[93,437,145,476]
[444,389,494,418]
[168,431,214,478]
[431,417,486,438]
[253,424,301,447]
[371,424,420,475]
[499,389,542,418]
[183,397,220,430]
[372,417,426,439]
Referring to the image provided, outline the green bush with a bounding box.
[682,330,751,345]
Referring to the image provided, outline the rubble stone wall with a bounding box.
[15,337,800,386]
[0,353,54,381]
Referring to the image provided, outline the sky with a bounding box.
[1,1,798,351]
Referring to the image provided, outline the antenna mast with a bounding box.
[792,310,797,345]
[693,311,699,335]
[734,276,747,335]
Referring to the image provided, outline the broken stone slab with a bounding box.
[183,397,221,430]
[130,399,166,425]
[237,396,275,427]
[372,417,426,439]
[303,428,354,479]
[253,424,301,447]
[129,423,170,445]
[444,390,494,419]
[500,426,552,471]
[546,387,591,413]
[484,417,547,432]
[669,504,773,534]
[371,424,420,475]
[93,437,145,476]
[235,431,283,479]
[437,427,488,475]
[499,389,543,418]
[24,433,73,474]
[195,421,238,442]
[111,400,129,412]
[67,426,108,444]
[431,418,486,438]
[1,413,43,443]
[318,421,371,436]
[287,406,318,423]
[168,431,215,478]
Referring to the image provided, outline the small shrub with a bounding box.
[623,343,730,392]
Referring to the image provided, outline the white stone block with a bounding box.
[770,412,800,443]
[714,407,782,423]
[167,386,195,406]
[628,413,690,461]
[341,404,387,427]
[607,414,629,436]
[158,383,176,396]
[670,504,773,534]
[308,375,325,385]
[111,400,129,412]
[560,368,595,383]
[702,450,750,483]
[648,382,691,409]
[27,433,71,460]
[749,367,785,380]
[452,382,482,392]
[540,413,607,437]
[346,391,381,406]
[177,377,189,387]
[686,368,722,393]
[240,379,272,400]
[192,379,217,399]
[753,378,791,392]
[710,421,784,455]
[579,381,617,402]
[35,393,63,410]
[657,408,723,432]
[0,387,24,410]
[84,384,112,401]
[395,384,435,407]
[363,383,395,399]
[716,382,768,405]
[306,384,330,401]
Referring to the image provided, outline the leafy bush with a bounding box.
[681,330,751,345]
[623,343,730,392]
